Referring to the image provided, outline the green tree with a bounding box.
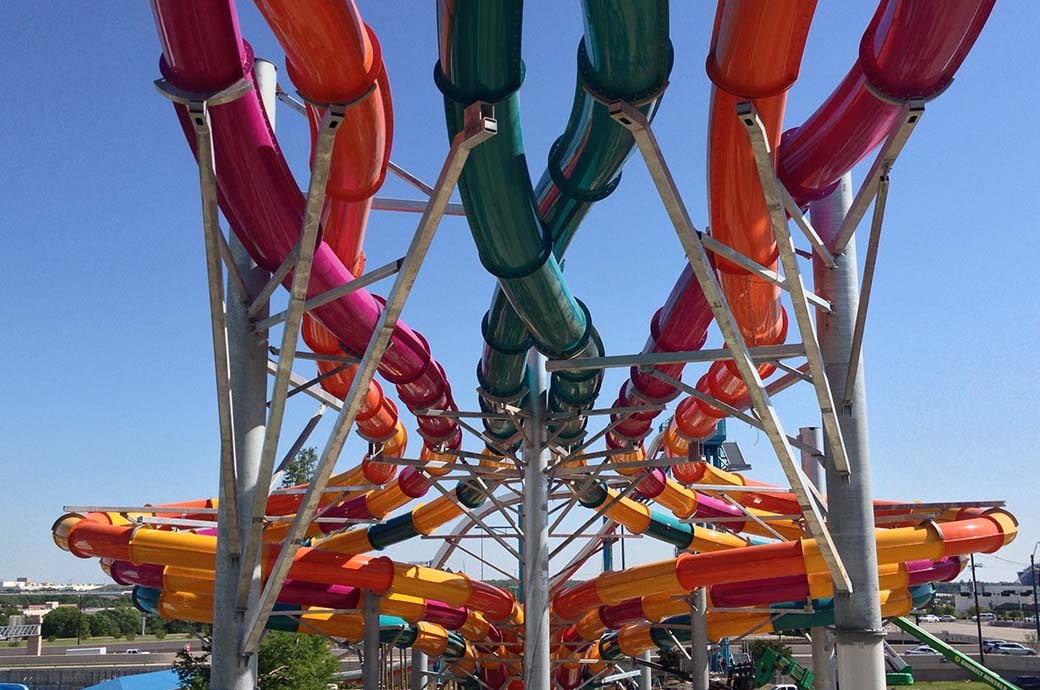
[0,605,21,626]
[87,612,117,638]
[41,606,88,639]
[281,447,318,488]
[174,632,339,690]
[258,632,339,690]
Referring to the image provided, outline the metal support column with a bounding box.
[210,58,276,690]
[801,427,835,690]
[811,174,886,690]
[690,588,709,690]
[364,591,381,690]
[810,629,836,690]
[523,350,550,690]
[211,232,269,690]
[1031,547,1040,641]
[638,651,652,690]
[411,648,428,690]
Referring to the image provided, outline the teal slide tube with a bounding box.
[437,1,670,446]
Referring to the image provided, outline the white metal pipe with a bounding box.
[363,592,381,690]
[638,651,652,690]
[799,428,835,690]
[690,588,709,690]
[411,648,428,690]
[523,350,551,690]
[209,59,277,690]
[811,174,886,690]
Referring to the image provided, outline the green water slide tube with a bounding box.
[436,0,671,446]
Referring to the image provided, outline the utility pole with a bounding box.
[971,555,985,666]
[1031,545,1040,642]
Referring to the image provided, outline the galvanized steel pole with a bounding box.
[411,648,428,690]
[523,350,551,690]
[638,650,652,690]
[1032,547,1040,641]
[690,587,709,690]
[811,174,886,690]
[364,591,381,690]
[800,427,835,690]
[210,58,276,690]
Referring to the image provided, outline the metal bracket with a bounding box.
[831,100,925,255]
[701,234,832,312]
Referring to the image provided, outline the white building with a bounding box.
[955,582,1039,617]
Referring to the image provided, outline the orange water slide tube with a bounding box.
[672,461,999,528]
[664,1,816,453]
[253,0,392,203]
[552,508,1016,622]
[607,448,803,539]
[52,513,521,625]
[255,0,423,476]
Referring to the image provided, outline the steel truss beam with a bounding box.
[609,101,850,593]
[254,256,404,332]
[738,101,851,478]
[239,101,497,654]
[238,102,348,614]
[154,75,254,564]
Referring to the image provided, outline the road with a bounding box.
[0,639,191,658]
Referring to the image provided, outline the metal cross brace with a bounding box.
[240,101,497,654]
[238,102,347,611]
[153,75,254,563]
[610,100,850,593]
[738,101,851,478]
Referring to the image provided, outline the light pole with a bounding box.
[1031,543,1040,642]
[971,554,985,666]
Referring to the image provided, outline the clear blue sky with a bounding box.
[2,2,1037,587]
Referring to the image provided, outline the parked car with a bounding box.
[918,614,940,623]
[1012,676,1040,690]
[124,648,150,654]
[938,615,957,622]
[905,645,942,656]
[990,642,1037,656]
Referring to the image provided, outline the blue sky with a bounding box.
[2,2,1037,588]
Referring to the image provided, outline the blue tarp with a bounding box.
[81,670,179,690]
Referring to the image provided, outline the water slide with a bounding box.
[437,0,670,447]
[587,586,935,675]
[151,0,465,470]
[51,1,1009,688]
[651,0,995,455]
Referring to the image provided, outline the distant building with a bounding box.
[1,577,104,592]
[955,582,1039,616]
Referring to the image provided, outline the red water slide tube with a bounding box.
[149,0,462,455]
[778,0,995,218]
